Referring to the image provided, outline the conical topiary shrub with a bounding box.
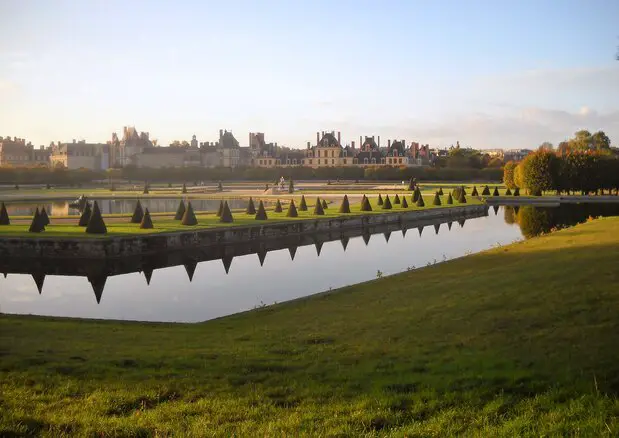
[446,193,453,204]
[458,191,467,203]
[505,187,512,196]
[461,186,467,196]
[78,203,92,227]
[401,197,409,208]
[40,207,50,226]
[408,177,416,191]
[299,195,308,211]
[29,208,45,233]
[438,187,444,195]
[174,200,186,220]
[314,197,324,215]
[433,192,441,206]
[416,194,425,207]
[482,185,490,196]
[393,194,401,204]
[217,181,223,192]
[86,201,107,234]
[246,197,256,215]
[412,188,420,203]
[513,187,520,196]
[288,179,294,193]
[143,182,149,194]
[377,194,384,205]
[383,195,392,209]
[130,200,144,223]
[0,202,10,225]
[493,187,500,196]
[181,202,198,225]
[182,183,188,194]
[255,200,268,220]
[274,199,283,213]
[140,208,154,229]
[360,195,372,212]
[216,200,224,217]
[322,199,328,209]
[471,186,479,197]
[286,199,298,217]
[339,195,351,213]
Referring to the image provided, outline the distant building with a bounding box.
[0,137,50,167]
[50,140,109,170]
[109,126,154,167]
[504,149,533,162]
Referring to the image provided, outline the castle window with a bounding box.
[364,158,369,165]
[317,159,320,165]
[331,150,334,157]
[353,158,358,164]
[276,159,281,165]
[292,159,297,165]
[269,160,272,165]
[371,158,376,164]
[399,158,403,164]
[309,159,312,165]
[343,150,347,157]
[381,158,386,164]
[286,159,291,165]
[343,159,347,164]
[331,159,334,165]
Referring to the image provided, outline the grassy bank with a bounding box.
[0,195,479,237]
[2,218,619,435]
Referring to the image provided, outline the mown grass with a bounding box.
[2,218,619,435]
[0,195,479,238]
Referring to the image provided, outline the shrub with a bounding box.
[503,161,517,189]
[286,199,298,217]
[299,195,308,211]
[513,187,520,196]
[416,195,425,207]
[521,150,560,195]
[322,199,328,209]
[383,195,392,209]
[78,203,92,227]
[360,195,372,211]
[86,202,107,234]
[401,197,409,208]
[182,183,187,194]
[46,184,51,189]
[219,201,234,223]
[14,184,19,190]
[433,192,441,205]
[377,194,383,205]
[29,208,45,233]
[471,186,479,196]
[0,202,10,225]
[40,207,50,226]
[393,194,401,204]
[492,187,500,196]
[438,187,443,195]
[216,200,224,217]
[255,200,268,220]
[505,187,512,196]
[339,195,351,213]
[482,185,490,196]
[408,177,416,190]
[460,186,467,196]
[446,193,453,204]
[143,182,149,194]
[140,208,154,229]
[288,179,294,193]
[181,202,198,225]
[217,181,224,192]
[130,200,144,223]
[246,197,256,215]
[274,199,283,213]
[174,200,186,220]
[313,197,325,215]
[458,191,467,203]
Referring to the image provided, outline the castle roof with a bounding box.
[317,132,341,148]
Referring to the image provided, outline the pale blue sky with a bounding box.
[1,0,618,149]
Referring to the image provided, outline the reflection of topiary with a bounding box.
[339,195,351,213]
[217,181,223,192]
[482,185,490,196]
[78,203,92,227]
[322,199,328,209]
[29,208,45,233]
[0,202,10,225]
[416,194,425,207]
[274,199,283,213]
[377,194,383,205]
[513,187,520,196]
[433,192,441,206]
[458,191,467,203]
[383,195,392,209]
[86,202,107,234]
[438,187,444,195]
[140,208,154,229]
[130,200,144,223]
[401,197,409,208]
[299,195,308,211]
[446,193,453,204]
[174,200,186,220]
[40,207,50,226]
[216,200,224,217]
[412,188,420,203]
[408,177,416,191]
[182,183,187,194]
[493,187,500,196]
[360,195,372,211]
[246,197,256,214]
[286,199,298,217]
[181,202,198,225]
[255,200,268,220]
[219,201,234,223]
[314,197,325,215]
[471,186,479,196]
[393,194,400,204]
[143,182,149,194]
[505,187,512,196]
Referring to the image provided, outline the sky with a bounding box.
[1,0,618,150]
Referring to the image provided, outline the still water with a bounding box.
[1,204,617,323]
[3,198,250,216]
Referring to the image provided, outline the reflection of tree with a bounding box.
[503,206,517,225]
[517,206,554,239]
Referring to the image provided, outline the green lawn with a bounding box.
[0,195,480,238]
[2,218,619,435]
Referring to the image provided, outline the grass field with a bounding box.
[0,195,479,238]
[1,217,619,435]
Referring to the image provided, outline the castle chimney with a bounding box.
[352,141,355,149]
[307,141,310,149]
[378,136,381,147]
[316,132,320,145]
[219,129,223,139]
[337,131,341,145]
[388,139,391,147]
[360,136,363,148]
